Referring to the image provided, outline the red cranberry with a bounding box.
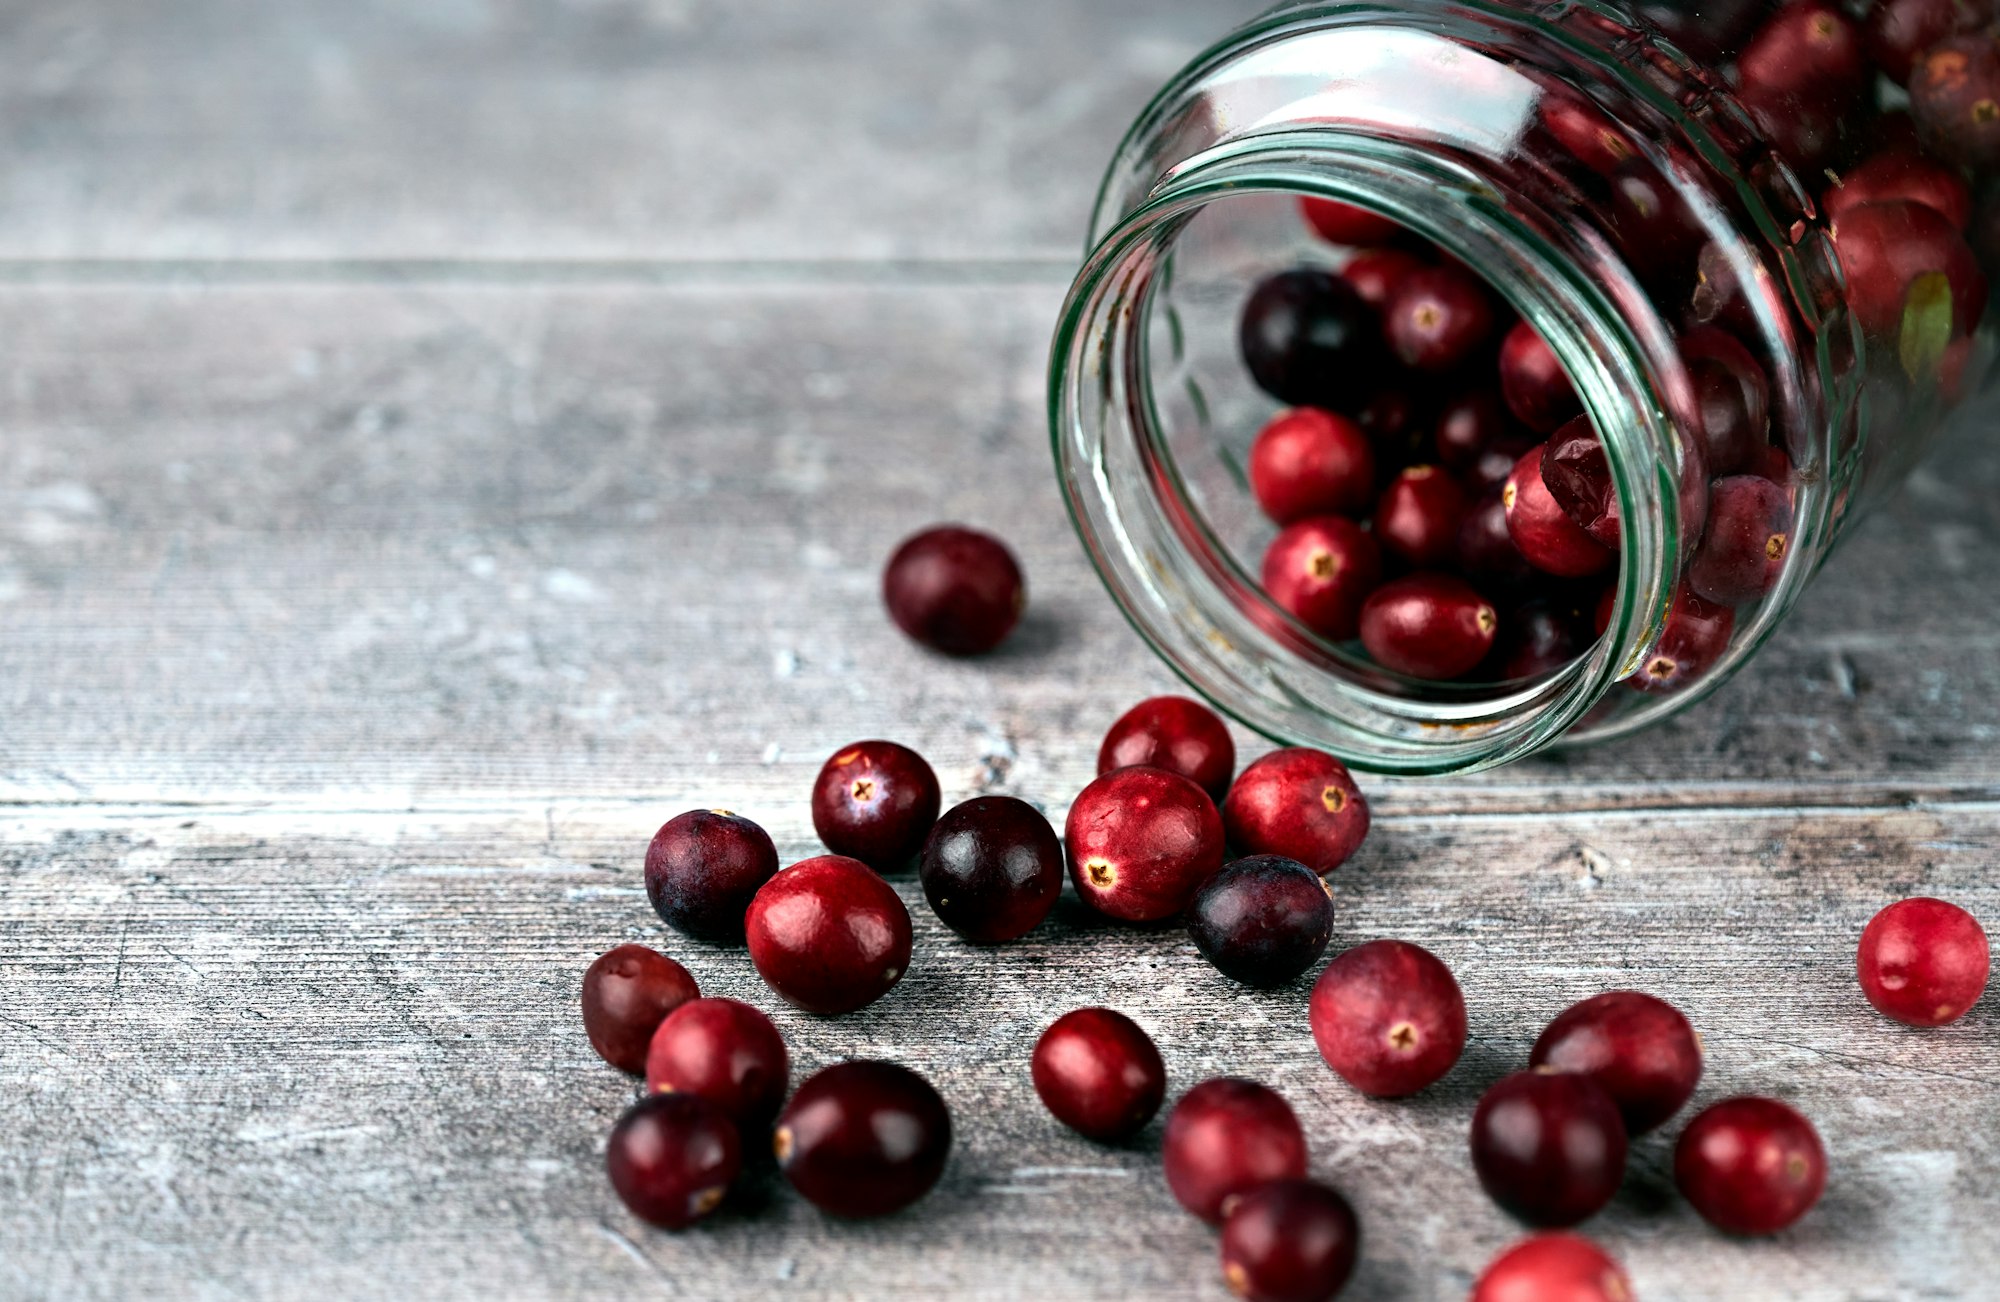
[1249,408,1378,524]
[1499,322,1581,434]
[1031,1007,1168,1142]
[1868,0,1983,84]
[1826,149,1974,231]
[1065,765,1225,923]
[1241,269,1384,407]
[1471,1233,1634,1302]
[1832,200,1989,341]
[1628,584,1735,693]
[1674,1096,1826,1235]
[1911,35,2000,169]
[1504,444,1614,578]
[1458,491,1539,588]
[1740,1,1871,105]
[883,525,1025,655]
[1099,695,1237,801]
[1261,516,1383,642]
[810,739,941,872]
[1744,80,1860,173]
[605,1093,741,1230]
[1340,247,1428,309]
[1856,897,1991,1026]
[1471,1070,1628,1227]
[1385,265,1497,372]
[1309,939,1466,1097]
[1221,747,1370,876]
[582,944,700,1075]
[1187,855,1335,988]
[1360,573,1500,680]
[1162,1078,1310,1223]
[1540,419,1620,550]
[775,1060,951,1218]
[1375,466,1468,568]
[1606,161,1706,287]
[1689,475,1793,606]
[1539,90,1638,174]
[745,855,913,1014]
[1219,1180,1360,1302]
[1300,197,1402,246]
[645,997,790,1130]
[1530,991,1702,1134]
[644,809,779,945]
[1682,327,1770,479]
[917,795,1064,945]
[1493,597,1589,680]
[1433,389,1510,474]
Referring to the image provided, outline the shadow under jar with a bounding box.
[1051,0,1996,773]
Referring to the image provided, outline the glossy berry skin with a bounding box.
[582,944,700,1075]
[1539,89,1637,174]
[1434,389,1511,475]
[810,740,941,872]
[1499,322,1580,434]
[645,997,790,1130]
[917,795,1064,944]
[1471,1233,1635,1302]
[1504,442,1613,578]
[1222,748,1371,876]
[1674,1096,1826,1235]
[1249,408,1378,524]
[1375,466,1468,568]
[1684,327,1770,479]
[1384,265,1496,372]
[1099,695,1237,802]
[1031,1007,1168,1142]
[1360,573,1500,680]
[775,1060,951,1219]
[1162,1078,1310,1224]
[1493,598,1589,680]
[1739,1,1871,107]
[883,525,1025,655]
[1261,516,1383,642]
[1628,585,1735,694]
[1220,1180,1360,1302]
[1911,35,2000,169]
[1869,0,1983,85]
[1825,150,1974,231]
[745,855,913,1014]
[645,809,780,944]
[1340,247,1427,309]
[1457,491,1538,588]
[1470,1070,1628,1228]
[1187,855,1335,988]
[1240,270,1383,408]
[1831,200,1989,342]
[1531,991,1702,1134]
[1065,766,1226,923]
[1689,475,1793,607]
[1540,419,1619,549]
[605,1093,741,1230]
[1856,897,1991,1026]
[1310,939,1466,1097]
[1300,196,1402,246]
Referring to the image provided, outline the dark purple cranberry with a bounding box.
[1833,200,1989,342]
[1310,938,1466,1097]
[1911,35,2000,169]
[1504,445,1614,578]
[1674,1097,1826,1235]
[1186,855,1335,988]
[1492,598,1589,680]
[1689,475,1794,606]
[1469,433,1542,495]
[1360,573,1500,680]
[1826,149,1975,230]
[1220,1180,1360,1302]
[1434,389,1511,473]
[810,740,941,872]
[1857,897,1991,1027]
[1340,247,1428,309]
[745,855,913,1014]
[1375,466,1468,568]
[1540,419,1620,550]
[1471,1233,1635,1302]
[1682,328,1770,478]
[605,1093,741,1230]
[1740,79,1860,172]
[1099,695,1237,801]
[1457,491,1539,588]
[582,944,700,1075]
[1261,516,1383,642]
[1221,748,1371,876]
[1031,1007,1168,1142]
[645,996,790,1130]
[1249,408,1377,524]
[775,1060,951,1218]
[644,809,779,944]
[1605,161,1705,284]
[1162,1078,1309,1223]
[917,795,1063,944]
[1530,991,1702,1134]
[1384,265,1497,372]
[1066,765,1225,923]
[883,525,1025,656]
[1300,197,1402,246]
[1868,0,1981,84]
[1240,270,1383,407]
[1628,584,1736,693]
[1470,1070,1628,1227]
[1499,322,1581,434]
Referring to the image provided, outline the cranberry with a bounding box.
[1099,695,1237,801]
[1261,516,1383,642]
[1300,197,1402,246]
[1911,35,2000,169]
[1375,466,1468,568]
[1540,419,1620,550]
[1868,0,1981,84]
[645,997,790,1129]
[581,944,700,1075]
[745,855,913,1014]
[1674,1096,1827,1235]
[1471,1233,1634,1302]
[1162,1078,1310,1223]
[882,524,1025,656]
[1493,597,1589,680]
[1499,322,1581,434]
[1504,444,1614,578]
[1628,583,1735,693]
[917,795,1064,945]
[1248,408,1378,524]
[1309,939,1466,1096]
[1221,747,1371,876]
[1832,200,1989,342]
[1740,1,1871,105]
[1470,1070,1628,1227]
[1688,475,1793,606]
[1384,265,1497,372]
[1856,896,1991,1026]
[1606,161,1706,287]
[1826,149,1974,231]
[1632,0,1771,61]
[810,739,941,873]
[1470,434,1542,495]
[1219,1180,1360,1302]
[605,1093,741,1230]
[1457,491,1539,588]
[1031,1007,1168,1142]
[1340,247,1428,309]
[1360,573,1500,680]
[1187,855,1335,988]
[1741,80,1860,172]
[1530,991,1702,1134]
[775,1060,951,1218]
[644,809,779,945]
[1682,327,1770,478]
[1539,90,1638,174]
[1066,765,1226,923]
[1433,389,1510,473]
[1240,269,1383,408]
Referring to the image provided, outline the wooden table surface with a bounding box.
[3,3,1997,1299]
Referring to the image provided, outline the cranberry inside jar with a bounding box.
[1052,0,1993,773]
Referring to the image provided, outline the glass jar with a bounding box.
[1051,0,1996,773]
